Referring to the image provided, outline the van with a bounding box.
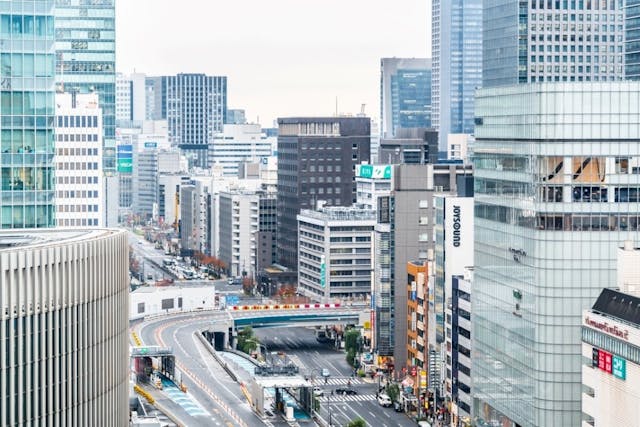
[377,393,392,407]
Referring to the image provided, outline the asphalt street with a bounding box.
[254,327,416,427]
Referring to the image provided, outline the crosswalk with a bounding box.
[319,377,364,386]
[321,394,377,402]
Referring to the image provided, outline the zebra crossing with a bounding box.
[322,394,377,402]
[320,377,364,386]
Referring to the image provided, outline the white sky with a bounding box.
[117,0,430,127]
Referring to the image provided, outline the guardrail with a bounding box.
[133,384,155,404]
[230,303,343,311]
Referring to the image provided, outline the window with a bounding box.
[418,233,429,242]
[419,200,428,209]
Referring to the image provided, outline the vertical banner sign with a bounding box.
[320,255,326,288]
[420,370,427,388]
[613,355,626,380]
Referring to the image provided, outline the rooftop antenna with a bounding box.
[335,96,338,116]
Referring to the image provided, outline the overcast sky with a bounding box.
[117,0,430,127]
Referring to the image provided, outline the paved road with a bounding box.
[254,327,416,427]
[136,312,276,427]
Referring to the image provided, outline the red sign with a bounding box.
[585,316,629,340]
[410,366,417,376]
[598,349,613,374]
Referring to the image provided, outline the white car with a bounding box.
[313,387,324,397]
[377,393,392,407]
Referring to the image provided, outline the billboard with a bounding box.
[356,164,392,179]
[117,144,133,173]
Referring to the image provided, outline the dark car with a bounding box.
[335,387,358,395]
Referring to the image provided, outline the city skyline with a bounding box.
[116,0,430,127]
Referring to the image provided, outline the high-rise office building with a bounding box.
[0,228,130,426]
[380,58,432,138]
[431,0,482,150]
[472,82,640,427]
[483,0,626,88]
[54,92,103,227]
[55,0,116,174]
[276,117,370,270]
[1,3,56,228]
[625,1,640,79]
[147,74,227,168]
[208,124,273,176]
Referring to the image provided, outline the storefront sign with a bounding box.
[592,348,626,381]
[613,355,626,380]
[585,316,629,340]
[452,205,461,247]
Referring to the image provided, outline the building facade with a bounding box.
[208,124,273,176]
[276,117,371,269]
[582,288,640,427]
[626,1,640,79]
[432,0,483,150]
[406,261,429,371]
[1,2,56,228]
[0,228,129,426]
[380,58,432,138]
[148,74,227,168]
[447,270,474,426]
[483,0,626,88]
[55,0,116,174]
[378,128,439,165]
[472,82,640,426]
[297,205,375,303]
[54,92,103,227]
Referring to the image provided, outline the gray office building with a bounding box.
[276,117,370,270]
[146,74,227,168]
[378,128,439,165]
[483,0,626,88]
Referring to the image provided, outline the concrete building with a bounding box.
[626,2,640,79]
[582,288,640,427]
[226,109,247,124]
[55,0,116,174]
[483,0,626,88]
[54,93,104,227]
[355,164,393,210]
[617,240,640,297]
[0,229,129,426]
[378,128,438,165]
[147,74,227,168]
[277,117,371,270]
[1,1,56,229]
[447,269,474,426]
[447,134,471,163]
[208,124,273,176]
[432,0,482,150]
[406,261,429,371]
[218,190,262,278]
[158,174,190,228]
[472,82,640,427]
[380,58,432,138]
[373,163,472,371]
[297,205,376,303]
[116,72,131,122]
[130,285,217,320]
[256,195,278,275]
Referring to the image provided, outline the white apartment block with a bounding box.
[54,92,104,227]
[297,205,376,303]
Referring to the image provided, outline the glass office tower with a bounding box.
[626,0,640,79]
[432,0,482,151]
[472,82,640,427]
[55,0,115,174]
[380,58,432,138]
[0,1,56,228]
[483,0,626,88]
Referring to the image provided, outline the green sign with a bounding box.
[613,355,626,380]
[117,158,133,173]
[356,164,392,180]
[320,256,326,288]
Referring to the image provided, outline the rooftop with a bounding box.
[591,288,640,327]
[299,205,376,222]
[0,229,122,252]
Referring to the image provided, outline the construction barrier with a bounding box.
[131,331,142,346]
[133,384,155,404]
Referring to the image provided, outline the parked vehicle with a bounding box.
[393,401,403,412]
[313,387,324,397]
[377,393,392,407]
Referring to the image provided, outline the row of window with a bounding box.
[56,115,98,128]
[57,204,99,213]
[56,133,99,142]
[531,55,622,63]
[531,65,622,74]
[582,326,640,366]
[56,148,99,156]
[57,218,100,227]
[530,0,622,11]
[57,175,98,185]
[56,162,99,170]
[57,190,99,198]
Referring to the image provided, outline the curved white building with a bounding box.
[0,229,129,426]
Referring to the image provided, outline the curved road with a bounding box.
[135,311,271,427]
